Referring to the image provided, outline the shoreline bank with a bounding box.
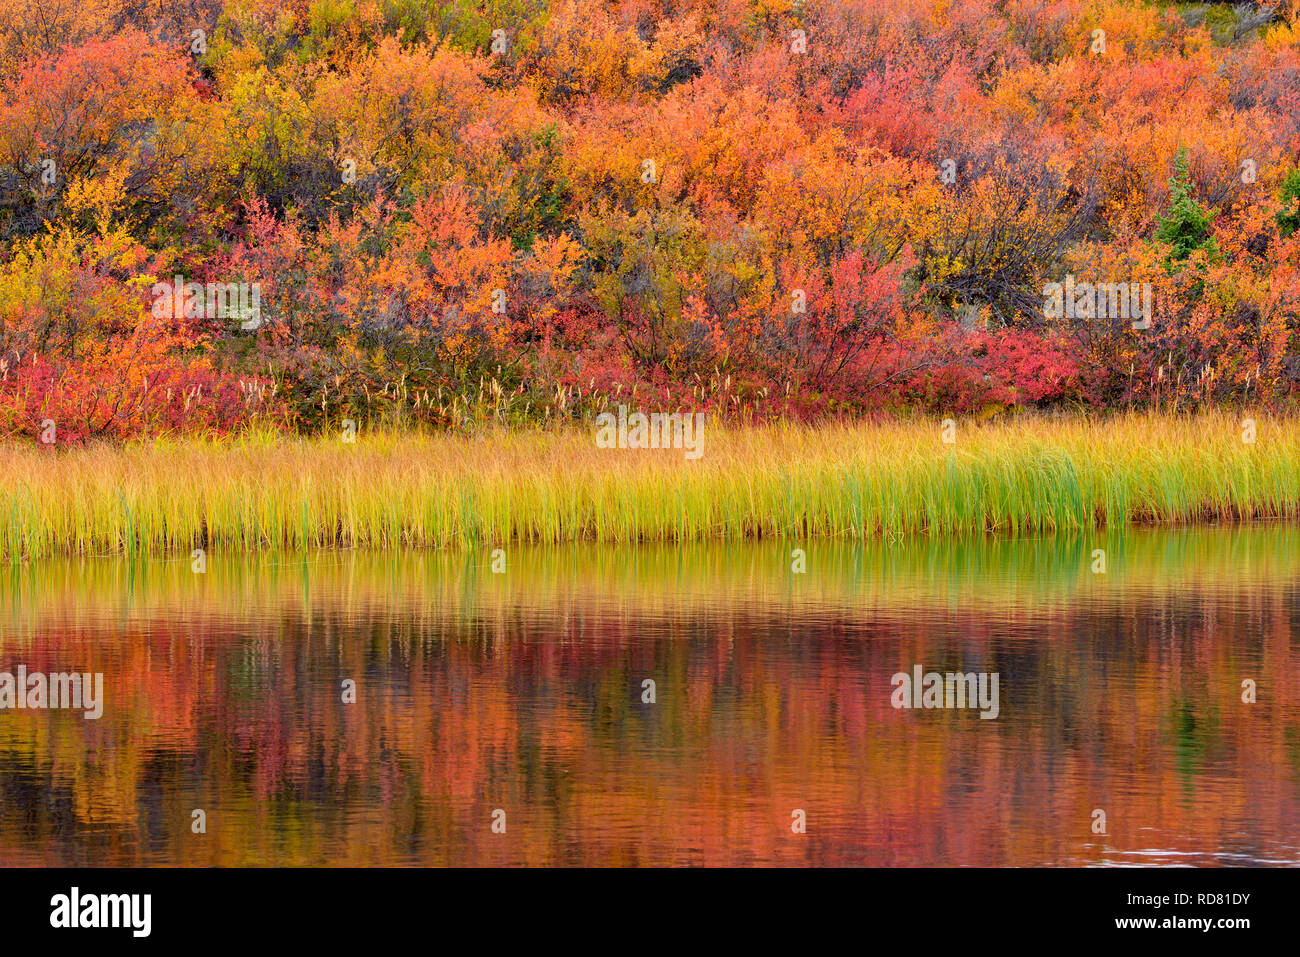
[3,412,1298,560]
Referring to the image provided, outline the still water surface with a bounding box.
[2,527,1298,866]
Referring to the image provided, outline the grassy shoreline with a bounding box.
[2,412,1298,561]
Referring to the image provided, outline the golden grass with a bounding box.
[1,411,1297,560]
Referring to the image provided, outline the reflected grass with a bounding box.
[3,524,1298,634]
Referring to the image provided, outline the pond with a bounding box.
[2,526,1298,866]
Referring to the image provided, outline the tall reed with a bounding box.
[1,412,1297,560]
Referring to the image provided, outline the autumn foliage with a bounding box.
[1,0,1299,439]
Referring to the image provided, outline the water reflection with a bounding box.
[1,526,1298,865]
